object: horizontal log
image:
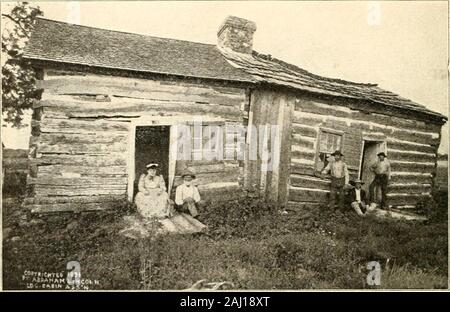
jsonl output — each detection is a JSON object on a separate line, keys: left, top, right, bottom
{"left": 391, "top": 205, "right": 418, "bottom": 211}
{"left": 38, "top": 75, "right": 246, "bottom": 107}
{"left": 289, "top": 187, "right": 329, "bottom": 203}
{"left": 28, "top": 176, "right": 127, "bottom": 186}
{"left": 290, "top": 162, "right": 316, "bottom": 176}
{"left": 38, "top": 133, "right": 128, "bottom": 145}
{"left": 29, "top": 202, "right": 115, "bottom": 213}
{"left": 185, "top": 163, "right": 239, "bottom": 175}
{"left": 320, "top": 119, "right": 350, "bottom": 130}
{"left": 389, "top": 116, "right": 441, "bottom": 133}
{"left": 292, "top": 123, "right": 318, "bottom": 138}
{"left": 289, "top": 174, "right": 330, "bottom": 190}
{"left": 291, "top": 113, "right": 324, "bottom": 127}
{"left": 38, "top": 141, "right": 127, "bottom": 154}
{"left": 31, "top": 154, "right": 127, "bottom": 166}
{"left": 24, "top": 194, "right": 124, "bottom": 205}
{"left": 37, "top": 165, "right": 127, "bottom": 175}
{"left": 390, "top": 174, "right": 432, "bottom": 185}
{"left": 294, "top": 112, "right": 354, "bottom": 130}
{"left": 387, "top": 140, "right": 435, "bottom": 154}
{"left": 34, "top": 187, "right": 126, "bottom": 197}
{"left": 390, "top": 161, "right": 435, "bottom": 173}
{"left": 176, "top": 158, "right": 239, "bottom": 168}
{"left": 292, "top": 134, "right": 315, "bottom": 150}
{"left": 41, "top": 98, "right": 242, "bottom": 120}
{"left": 173, "top": 170, "right": 238, "bottom": 188}
{"left": 295, "top": 100, "right": 354, "bottom": 119}
{"left": 387, "top": 194, "right": 431, "bottom": 206}
{"left": 40, "top": 117, "right": 130, "bottom": 134}
{"left": 297, "top": 101, "right": 393, "bottom": 130}
{"left": 291, "top": 149, "right": 316, "bottom": 161}
{"left": 361, "top": 132, "right": 387, "bottom": 141}
{"left": 391, "top": 129, "right": 440, "bottom": 146}
{"left": 387, "top": 150, "right": 436, "bottom": 163}
{"left": 388, "top": 183, "right": 432, "bottom": 194}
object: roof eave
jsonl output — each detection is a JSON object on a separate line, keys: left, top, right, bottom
{"left": 23, "top": 55, "right": 257, "bottom": 85}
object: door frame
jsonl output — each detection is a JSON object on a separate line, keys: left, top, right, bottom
{"left": 126, "top": 116, "right": 226, "bottom": 201}
{"left": 358, "top": 139, "right": 387, "bottom": 179}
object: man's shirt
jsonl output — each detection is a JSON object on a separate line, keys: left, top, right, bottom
{"left": 175, "top": 184, "right": 201, "bottom": 206}
{"left": 322, "top": 160, "right": 349, "bottom": 185}
{"left": 370, "top": 159, "right": 391, "bottom": 178}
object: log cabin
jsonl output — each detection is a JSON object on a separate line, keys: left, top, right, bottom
{"left": 21, "top": 16, "right": 447, "bottom": 214}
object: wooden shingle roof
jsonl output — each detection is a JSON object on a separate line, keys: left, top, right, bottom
{"left": 222, "top": 50, "right": 446, "bottom": 120}
{"left": 23, "top": 18, "right": 255, "bottom": 83}
{"left": 23, "top": 18, "right": 446, "bottom": 121}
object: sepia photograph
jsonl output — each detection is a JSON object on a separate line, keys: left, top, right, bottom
{"left": 1, "top": 0, "right": 448, "bottom": 292}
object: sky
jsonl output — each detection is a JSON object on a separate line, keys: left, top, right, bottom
{"left": 1, "top": 1, "right": 448, "bottom": 153}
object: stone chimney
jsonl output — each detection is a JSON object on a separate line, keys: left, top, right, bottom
{"left": 217, "top": 16, "right": 256, "bottom": 54}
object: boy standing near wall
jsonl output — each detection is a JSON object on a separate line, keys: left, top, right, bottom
{"left": 321, "top": 150, "right": 350, "bottom": 211}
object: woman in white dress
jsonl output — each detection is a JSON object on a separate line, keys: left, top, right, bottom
{"left": 134, "top": 163, "right": 169, "bottom": 219}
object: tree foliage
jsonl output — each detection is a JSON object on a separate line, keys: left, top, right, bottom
{"left": 2, "top": 2, "right": 43, "bottom": 127}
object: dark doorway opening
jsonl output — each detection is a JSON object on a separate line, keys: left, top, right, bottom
{"left": 134, "top": 126, "right": 170, "bottom": 198}
{"left": 360, "top": 140, "right": 385, "bottom": 199}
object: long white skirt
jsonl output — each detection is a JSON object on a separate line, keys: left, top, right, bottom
{"left": 135, "top": 188, "right": 169, "bottom": 219}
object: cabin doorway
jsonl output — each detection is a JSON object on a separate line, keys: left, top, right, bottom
{"left": 133, "top": 126, "right": 170, "bottom": 198}
{"left": 359, "top": 140, "right": 386, "bottom": 194}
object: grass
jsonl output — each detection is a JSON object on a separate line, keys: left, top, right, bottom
{"left": 2, "top": 192, "right": 448, "bottom": 290}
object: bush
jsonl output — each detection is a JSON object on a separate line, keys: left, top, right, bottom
{"left": 109, "top": 198, "right": 137, "bottom": 216}
{"left": 416, "top": 189, "right": 448, "bottom": 222}
{"left": 2, "top": 169, "right": 27, "bottom": 197}
{"left": 199, "top": 195, "right": 278, "bottom": 239}
{"left": 269, "top": 233, "right": 364, "bottom": 288}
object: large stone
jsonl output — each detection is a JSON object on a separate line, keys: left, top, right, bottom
{"left": 10, "top": 236, "right": 21, "bottom": 242}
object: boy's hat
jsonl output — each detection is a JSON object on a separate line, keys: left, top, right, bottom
{"left": 331, "top": 150, "right": 343, "bottom": 157}
{"left": 146, "top": 163, "right": 159, "bottom": 169}
{"left": 377, "top": 152, "right": 387, "bottom": 157}
{"left": 181, "top": 169, "right": 196, "bottom": 179}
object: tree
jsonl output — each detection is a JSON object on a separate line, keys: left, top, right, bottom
{"left": 2, "top": 2, "right": 43, "bottom": 127}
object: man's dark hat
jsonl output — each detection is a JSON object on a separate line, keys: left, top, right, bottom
{"left": 377, "top": 152, "right": 387, "bottom": 157}
{"left": 331, "top": 150, "right": 343, "bottom": 156}
{"left": 181, "top": 169, "right": 196, "bottom": 179}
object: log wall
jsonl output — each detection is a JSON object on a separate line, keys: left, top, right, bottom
{"left": 25, "top": 70, "right": 249, "bottom": 213}
{"left": 287, "top": 96, "right": 442, "bottom": 211}
{"left": 24, "top": 69, "right": 444, "bottom": 214}
{"left": 244, "top": 89, "right": 295, "bottom": 205}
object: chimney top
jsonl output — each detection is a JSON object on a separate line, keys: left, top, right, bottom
{"left": 217, "top": 16, "right": 256, "bottom": 54}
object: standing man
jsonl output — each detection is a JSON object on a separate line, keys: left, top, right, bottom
{"left": 369, "top": 151, "right": 391, "bottom": 209}
{"left": 321, "top": 150, "right": 349, "bottom": 211}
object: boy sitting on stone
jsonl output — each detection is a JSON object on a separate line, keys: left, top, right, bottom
{"left": 175, "top": 169, "right": 202, "bottom": 218}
